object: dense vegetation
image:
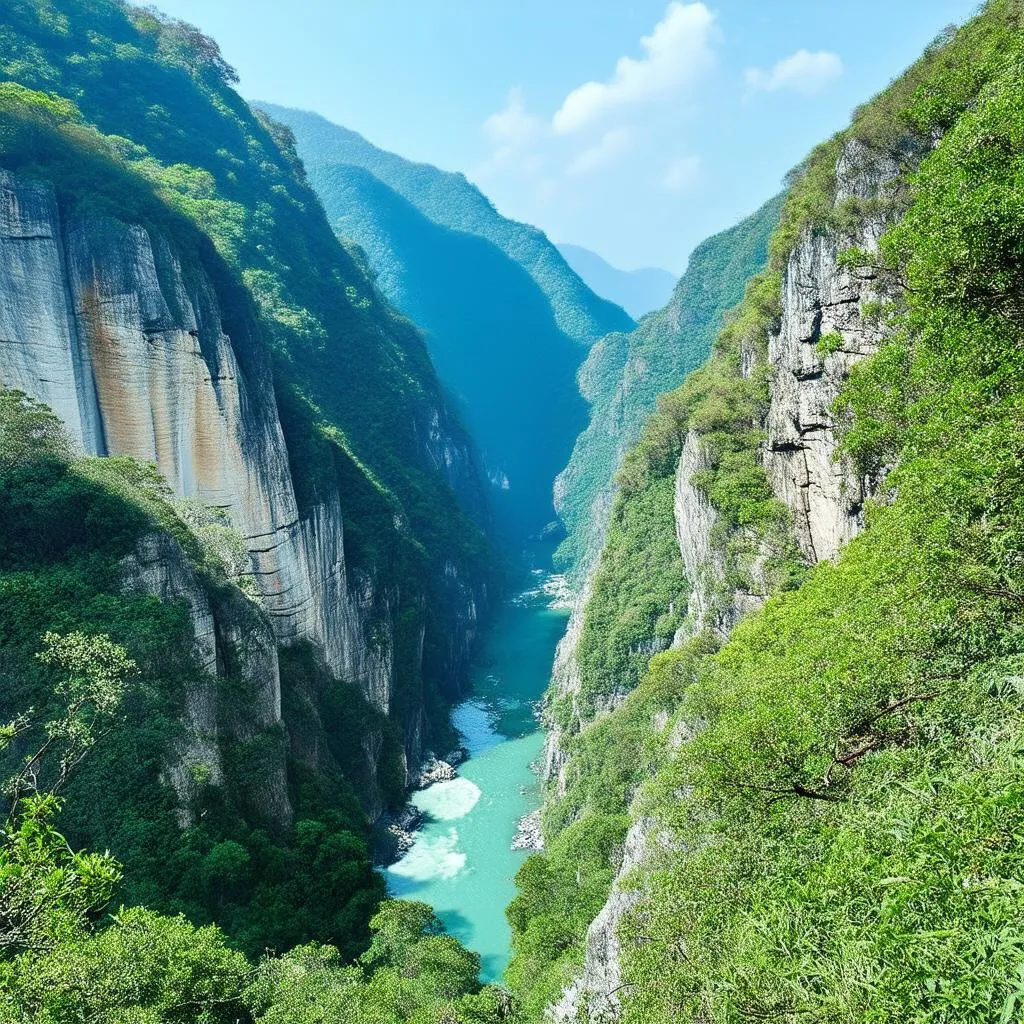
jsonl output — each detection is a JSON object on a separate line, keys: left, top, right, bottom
{"left": 0, "top": 389, "right": 395, "bottom": 959}
{"left": 512, "top": 2, "right": 1024, "bottom": 1020}
{"left": 258, "top": 104, "right": 633, "bottom": 347}
{"left": 555, "top": 194, "right": 783, "bottom": 576}
{"left": 281, "top": 157, "right": 591, "bottom": 545}
{"left": 0, "top": 0, "right": 503, "bottom": 1004}
{"left": 7, "top": 0, "right": 1024, "bottom": 1020}
{"left": 619, "top": 11, "right": 1024, "bottom": 1017}
{"left": 0, "top": 0, "right": 495, "bottom": 733}
{"left": 0, "top": 787, "right": 517, "bottom": 1023}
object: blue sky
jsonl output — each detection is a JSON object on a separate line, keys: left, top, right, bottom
{"left": 152, "top": 0, "right": 977, "bottom": 274}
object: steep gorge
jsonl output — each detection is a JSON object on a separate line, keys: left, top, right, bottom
{"left": 262, "top": 104, "right": 632, "bottom": 546}
{"left": 4, "top": 1, "right": 1024, "bottom": 1022}
{"left": 0, "top": 0, "right": 494, "bottom": 959}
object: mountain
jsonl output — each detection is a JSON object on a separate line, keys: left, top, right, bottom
{"left": 257, "top": 105, "right": 634, "bottom": 348}
{"left": 280, "top": 158, "right": 588, "bottom": 546}
{"left": 512, "top": 3, "right": 1024, "bottom": 1021}
{"left": 554, "top": 194, "right": 783, "bottom": 576}
{"left": 258, "top": 105, "right": 635, "bottom": 546}
{"left": 0, "top": 0, "right": 496, "bottom": 973}
{"left": 556, "top": 243, "right": 676, "bottom": 320}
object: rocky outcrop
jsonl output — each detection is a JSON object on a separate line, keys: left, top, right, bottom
{"left": 542, "top": 584, "right": 588, "bottom": 792}
{"left": 414, "top": 753, "right": 457, "bottom": 788}
{"left": 548, "top": 817, "right": 665, "bottom": 1024}
{"left": 764, "top": 140, "right": 907, "bottom": 563}
{"left": 673, "top": 431, "right": 771, "bottom": 642}
{"left": 512, "top": 809, "right": 544, "bottom": 852}
{"left": 120, "top": 531, "right": 290, "bottom": 829}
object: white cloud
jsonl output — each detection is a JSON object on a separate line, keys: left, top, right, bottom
{"left": 479, "top": 88, "right": 546, "bottom": 174}
{"left": 661, "top": 155, "right": 701, "bottom": 192}
{"left": 567, "top": 128, "right": 633, "bottom": 176}
{"left": 553, "top": 2, "right": 717, "bottom": 134}
{"left": 745, "top": 49, "right": 843, "bottom": 97}
{"left": 483, "top": 87, "right": 543, "bottom": 149}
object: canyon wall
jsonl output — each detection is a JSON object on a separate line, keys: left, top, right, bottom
{"left": 543, "top": 137, "right": 910, "bottom": 1020}
{"left": 0, "top": 167, "right": 482, "bottom": 815}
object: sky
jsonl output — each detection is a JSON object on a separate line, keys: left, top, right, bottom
{"left": 150, "top": 0, "right": 979, "bottom": 274}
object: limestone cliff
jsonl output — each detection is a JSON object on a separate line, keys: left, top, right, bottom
{"left": 673, "top": 430, "right": 772, "bottom": 641}
{"left": 120, "top": 531, "right": 291, "bottom": 829}
{"left": 764, "top": 140, "right": 909, "bottom": 562}
{"left": 0, "top": 166, "right": 483, "bottom": 817}
{"left": 540, "top": 138, "right": 916, "bottom": 1022}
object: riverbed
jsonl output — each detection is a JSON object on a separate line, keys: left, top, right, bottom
{"left": 384, "top": 570, "right": 570, "bottom": 981}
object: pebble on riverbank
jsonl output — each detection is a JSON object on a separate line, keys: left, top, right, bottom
{"left": 512, "top": 809, "right": 544, "bottom": 852}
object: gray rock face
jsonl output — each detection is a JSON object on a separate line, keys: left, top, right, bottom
{"left": 120, "top": 532, "right": 290, "bottom": 829}
{"left": 512, "top": 809, "right": 544, "bottom": 852}
{"left": 0, "top": 170, "right": 320, "bottom": 653}
{"left": 542, "top": 584, "right": 588, "bottom": 791}
{"left": 294, "top": 496, "right": 394, "bottom": 713}
{"left": 548, "top": 817, "right": 666, "bottom": 1024}
{"left": 764, "top": 140, "right": 905, "bottom": 563}
{"left": 0, "top": 169, "right": 480, "bottom": 819}
{"left": 674, "top": 430, "right": 771, "bottom": 642}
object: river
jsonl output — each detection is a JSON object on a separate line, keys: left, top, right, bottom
{"left": 384, "top": 567, "right": 570, "bottom": 981}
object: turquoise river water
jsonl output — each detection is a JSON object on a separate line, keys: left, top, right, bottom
{"left": 384, "top": 569, "right": 570, "bottom": 981}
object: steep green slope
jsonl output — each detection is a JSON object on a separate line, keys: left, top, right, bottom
{"left": 554, "top": 194, "right": 783, "bottom": 575}
{"left": 258, "top": 104, "right": 634, "bottom": 347}
{"left": 511, "top": 2, "right": 1024, "bottom": 1020}
{"left": 289, "top": 159, "right": 589, "bottom": 543}
{"left": 0, "top": 391, "right": 390, "bottom": 959}
{"left": 556, "top": 243, "right": 676, "bottom": 321}
{"left": 0, "top": 1, "right": 490, "bottom": 575}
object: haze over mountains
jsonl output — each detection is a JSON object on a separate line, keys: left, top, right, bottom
{"left": 261, "top": 103, "right": 634, "bottom": 546}
{"left": 555, "top": 244, "right": 676, "bottom": 320}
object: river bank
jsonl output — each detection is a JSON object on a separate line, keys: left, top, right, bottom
{"left": 382, "top": 568, "right": 570, "bottom": 981}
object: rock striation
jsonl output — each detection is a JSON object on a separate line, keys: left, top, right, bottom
{"left": 764, "top": 140, "right": 907, "bottom": 563}
{"left": 120, "top": 531, "right": 291, "bottom": 829}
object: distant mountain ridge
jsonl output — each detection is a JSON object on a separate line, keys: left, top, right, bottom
{"left": 258, "top": 104, "right": 634, "bottom": 347}
{"left": 556, "top": 243, "right": 676, "bottom": 320}
{"left": 261, "top": 104, "right": 634, "bottom": 547}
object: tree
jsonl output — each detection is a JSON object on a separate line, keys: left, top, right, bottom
{"left": 0, "top": 388, "right": 73, "bottom": 471}
{"left": 0, "top": 631, "right": 135, "bottom": 955}
{"left": 0, "top": 794, "right": 120, "bottom": 956}
{"left": 5, "top": 631, "right": 137, "bottom": 808}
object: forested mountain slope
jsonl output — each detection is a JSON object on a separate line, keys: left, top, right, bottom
{"left": 554, "top": 194, "right": 783, "bottom": 576}
{"left": 259, "top": 104, "right": 634, "bottom": 545}
{"left": 510, "top": 3, "right": 1024, "bottom": 1021}
{"left": 556, "top": 243, "right": 676, "bottom": 321}
{"left": 268, "top": 156, "right": 590, "bottom": 543}
{"left": 258, "top": 105, "right": 634, "bottom": 347}
{"left": 0, "top": 0, "right": 497, "bottom": 981}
